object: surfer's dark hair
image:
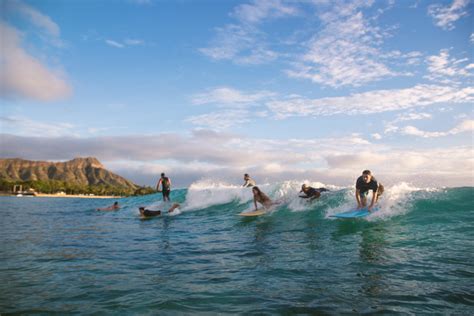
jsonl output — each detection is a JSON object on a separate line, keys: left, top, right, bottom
{"left": 252, "top": 186, "right": 262, "bottom": 194}
{"left": 362, "top": 170, "right": 371, "bottom": 175}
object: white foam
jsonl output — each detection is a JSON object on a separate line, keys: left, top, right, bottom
{"left": 183, "top": 179, "right": 338, "bottom": 212}
{"left": 183, "top": 179, "right": 254, "bottom": 211}
{"left": 324, "top": 182, "right": 439, "bottom": 221}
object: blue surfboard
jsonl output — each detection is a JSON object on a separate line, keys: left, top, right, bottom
{"left": 330, "top": 206, "right": 379, "bottom": 219}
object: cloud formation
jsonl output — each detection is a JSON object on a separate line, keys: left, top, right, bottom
{"left": 1, "top": 131, "right": 472, "bottom": 187}
{"left": 266, "top": 84, "right": 474, "bottom": 118}
{"left": 105, "top": 38, "right": 144, "bottom": 48}
{"left": 0, "top": 116, "right": 76, "bottom": 137}
{"left": 191, "top": 87, "right": 274, "bottom": 107}
{"left": 0, "top": 22, "right": 71, "bottom": 101}
{"left": 428, "top": 0, "right": 470, "bottom": 30}
{"left": 287, "top": 4, "right": 398, "bottom": 87}
{"left": 199, "top": 0, "right": 298, "bottom": 64}
{"left": 425, "top": 49, "right": 474, "bottom": 83}
{"left": 402, "top": 119, "right": 474, "bottom": 138}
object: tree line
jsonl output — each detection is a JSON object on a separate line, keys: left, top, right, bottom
{"left": 0, "top": 179, "right": 156, "bottom": 196}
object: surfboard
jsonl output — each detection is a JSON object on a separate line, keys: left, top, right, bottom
{"left": 330, "top": 206, "right": 379, "bottom": 219}
{"left": 239, "top": 208, "right": 268, "bottom": 217}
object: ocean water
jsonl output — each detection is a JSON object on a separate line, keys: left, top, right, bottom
{"left": 1, "top": 181, "right": 473, "bottom": 314}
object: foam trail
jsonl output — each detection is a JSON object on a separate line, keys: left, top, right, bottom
{"left": 184, "top": 179, "right": 254, "bottom": 211}
{"left": 369, "top": 182, "right": 439, "bottom": 221}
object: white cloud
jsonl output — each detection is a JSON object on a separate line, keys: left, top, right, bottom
{"left": 11, "top": 0, "right": 60, "bottom": 37}
{"left": 428, "top": 0, "right": 470, "bottom": 30}
{"left": 105, "top": 38, "right": 145, "bottom": 48}
{"left": 0, "top": 116, "right": 76, "bottom": 137}
{"left": 105, "top": 39, "right": 125, "bottom": 48}
{"left": 383, "top": 111, "right": 433, "bottom": 134}
{"left": 199, "top": 24, "right": 279, "bottom": 65}
{"left": 425, "top": 49, "right": 473, "bottom": 83}
{"left": 231, "top": 0, "right": 299, "bottom": 24}
{"left": 286, "top": 1, "right": 408, "bottom": 88}
{"left": 401, "top": 119, "right": 474, "bottom": 138}
{"left": 185, "top": 110, "right": 252, "bottom": 130}
{"left": 2, "top": 132, "right": 473, "bottom": 187}
{"left": 372, "top": 133, "right": 382, "bottom": 140}
{"left": 0, "top": 22, "right": 71, "bottom": 101}
{"left": 266, "top": 84, "right": 474, "bottom": 118}
{"left": 394, "top": 112, "right": 432, "bottom": 122}
{"left": 191, "top": 87, "right": 274, "bottom": 107}
{"left": 124, "top": 38, "right": 144, "bottom": 45}
{"left": 199, "top": 0, "right": 298, "bottom": 64}
{"left": 471, "top": 33, "right": 474, "bottom": 43}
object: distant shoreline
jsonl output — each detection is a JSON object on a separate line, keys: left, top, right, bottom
{"left": 0, "top": 193, "right": 122, "bottom": 199}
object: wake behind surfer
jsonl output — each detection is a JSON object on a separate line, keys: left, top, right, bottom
{"left": 242, "top": 173, "right": 256, "bottom": 187}
{"left": 156, "top": 173, "right": 171, "bottom": 202}
{"left": 355, "top": 170, "right": 384, "bottom": 211}
{"left": 299, "top": 184, "right": 329, "bottom": 201}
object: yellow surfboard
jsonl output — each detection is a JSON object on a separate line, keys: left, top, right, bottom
{"left": 238, "top": 208, "right": 268, "bottom": 217}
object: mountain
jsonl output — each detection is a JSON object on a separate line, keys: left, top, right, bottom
{"left": 0, "top": 157, "right": 139, "bottom": 190}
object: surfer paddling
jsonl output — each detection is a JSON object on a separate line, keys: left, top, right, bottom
{"left": 299, "top": 184, "right": 329, "bottom": 201}
{"left": 97, "top": 201, "right": 120, "bottom": 211}
{"left": 139, "top": 203, "right": 180, "bottom": 217}
{"left": 355, "top": 170, "right": 384, "bottom": 212}
{"left": 156, "top": 173, "right": 172, "bottom": 202}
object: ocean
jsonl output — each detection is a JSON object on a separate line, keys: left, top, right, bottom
{"left": 1, "top": 181, "right": 473, "bottom": 314}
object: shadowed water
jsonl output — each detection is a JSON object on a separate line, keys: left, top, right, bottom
{"left": 1, "top": 184, "right": 473, "bottom": 314}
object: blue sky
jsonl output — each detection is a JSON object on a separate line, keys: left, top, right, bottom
{"left": 1, "top": 0, "right": 473, "bottom": 187}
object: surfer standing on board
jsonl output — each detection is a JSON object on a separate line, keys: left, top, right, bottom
{"left": 355, "top": 170, "right": 384, "bottom": 211}
{"left": 252, "top": 186, "right": 274, "bottom": 211}
{"left": 156, "top": 173, "right": 172, "bottom": 202}
{"left": 242, "top": 173, "right": 256, "bottom": 187}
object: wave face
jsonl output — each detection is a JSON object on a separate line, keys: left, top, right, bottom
{"left": 0, "top": 182, "right": 472, "bottom": 314}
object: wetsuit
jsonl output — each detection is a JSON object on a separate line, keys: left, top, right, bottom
{"left": 141, "top": 209, "right": 161, "bottom": 217}
{"left": 356, "top": 176, "right": 378, "bottom": 197}
{"left": 161, "top": 176, "right": 171, "bottom": 200}
{"left": 301, "top": 187, "right": 329, "bottom": 199}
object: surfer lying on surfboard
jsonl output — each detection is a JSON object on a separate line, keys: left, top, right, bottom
{"left": 97, "top": 201, "right": 120, "bottom": 211}
{"left": 139, "top": 203, "right": 180, "bottom": 217}
{"left": 299, "top": 184, "right": 329, "bottom": 201}
{"left": 355, "top": 170, "right": 384, "bottom": 212}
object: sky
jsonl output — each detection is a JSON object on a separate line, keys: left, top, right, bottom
{"left": 1, "top": 0, "right": 473, "bottom": 188}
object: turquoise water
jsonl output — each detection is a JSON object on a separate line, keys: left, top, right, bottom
{"left": 1, "top": 182, "right": 473, "bottom": 314}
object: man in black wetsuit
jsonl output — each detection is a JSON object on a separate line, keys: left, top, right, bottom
{"left": 299, "top": 184, "right": 329, "bottom": 201}
{"left": 355, "top": 170, "right": 384, "bottom": 211}
{"left": 139, "top": 203, "right": 180, "bottom": 217}
{"left": 156, "top": 173, "right": 172, "bottom": 202}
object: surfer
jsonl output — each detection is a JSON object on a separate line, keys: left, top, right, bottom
{"left": 252, "top": 186, "right": 275, "bottom": 210}
{"left": 156, "top": 173, "right": 172, "bottom": 202}
{"left": 355, "top": 170, "right": 384, "bottom": 211}
{"left": 97, "top": 201, "right": 119, "bottom": 211}
{"left": 299, "top": 184, "right": 329, "bottom": 201}
{"left": 242, "top": 173, "right": 256, "bottom": 187}
{"left": 139, "top": 203, "right": 180, "bottom": 217}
